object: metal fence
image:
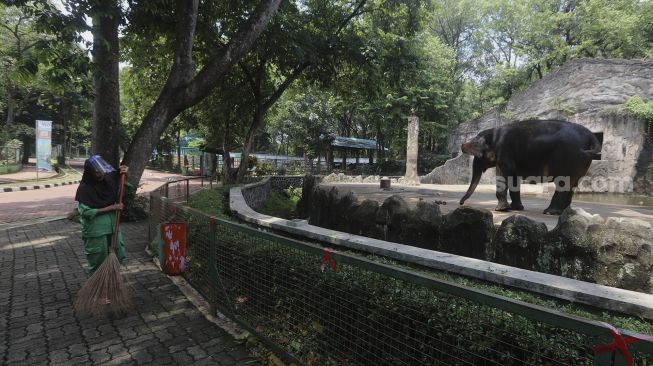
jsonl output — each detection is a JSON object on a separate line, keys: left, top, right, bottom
{"left": 149, "top": 178, "right": 653, "bottom": 366}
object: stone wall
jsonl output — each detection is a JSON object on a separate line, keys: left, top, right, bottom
{"left": 424, "top": 58, "right": 653, "bottom": 193}
{"left": 240, "top": 176, "right": 304, "bottom": 210}
{"left": 303, "top": 182, "right": 653, "bottom": 293}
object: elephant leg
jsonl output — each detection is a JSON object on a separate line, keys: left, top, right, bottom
{"left": 543, "top": 176, "right": 574, "bottom": 215}
{"left": 495, "top": 169, "right": 511, "bottom": 211}
{"left": 509, "top": 176, "right": 524, "bottom": 210}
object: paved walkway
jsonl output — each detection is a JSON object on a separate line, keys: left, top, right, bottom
{"left": 0, "top": 219, "right": 261, "bottom": 365}
{"left": 0, "top": 164, "right": 58, "bottom": 184}
{"left": 0, "top": 169, "right": 201, "bottom": 225}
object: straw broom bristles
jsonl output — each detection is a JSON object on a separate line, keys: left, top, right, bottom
{"left": 73, "top": 251, "right": 131, "bottom": 317}
{"left": 74, "top": 172, "right": 131, "bottom": 317}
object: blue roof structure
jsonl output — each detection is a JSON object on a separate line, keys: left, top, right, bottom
{"left": 331, "top": 136, "right": 387, "bottom": 151}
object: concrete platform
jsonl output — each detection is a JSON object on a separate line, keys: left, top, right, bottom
{"left": 321, "top": 182, "right": 653, "bottom": 229}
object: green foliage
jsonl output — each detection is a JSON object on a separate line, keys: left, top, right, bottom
{"left": 625, "top": 96, "right": 653, "bottom": 123}
{"left": 0, "top": 4, "right": 93, "bottom": 156}
{"left": 181, "top": 230, "right": 653, "bottom": 365}
{"left": 0, "top": 164, "right": 21, "bottom": 174}
{"left": 121, "top": 192, "right": 149, "bottom": 222}
{"left": 186, "top": 185, "right": 234, "bottom": 219}
{"left": 624, "top": 96, "right": 653, "bottom": 141}
{"left": 258, "top": 187, "right": 302, "bottom": 219}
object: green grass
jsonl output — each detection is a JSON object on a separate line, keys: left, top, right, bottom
{"left": 186, "top": 185, "right": 235, "bottom": 219}
{"left": 0, "top": 165, "right": 81, "bottom": 189}
{"left": 353, "top": 252, "right": 653, "bottom": 336}
{"left": 0, "top": 164, "right": 21, "bottom": 174}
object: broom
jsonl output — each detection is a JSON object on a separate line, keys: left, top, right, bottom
{"left": 74, "top": 172, "right": 131, "bottom": 316}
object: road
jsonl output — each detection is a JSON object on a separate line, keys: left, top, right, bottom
{"left": 0, "top": 161, "right": 187, "bottom": 224}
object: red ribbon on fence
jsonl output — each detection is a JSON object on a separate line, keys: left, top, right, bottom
{"left": 594, "top": 322, "right": 653, "bottom": 366}
{"left": 321, "top": 248, "right": 336, "bottom": 273}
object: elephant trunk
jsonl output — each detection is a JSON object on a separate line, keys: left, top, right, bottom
{"left": 460, "top": 157, "right": 483, "bottom": 205}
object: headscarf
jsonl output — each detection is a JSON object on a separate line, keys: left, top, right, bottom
{"left": 75, "top": 155, "right": 119, "bottom": 208}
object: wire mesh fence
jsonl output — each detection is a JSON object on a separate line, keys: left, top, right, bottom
{"left": 149, "top": 179, "right": 653, "bottom": 366}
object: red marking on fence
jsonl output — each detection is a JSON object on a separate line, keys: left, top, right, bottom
{"left": 594, "top": 322, "right": 653, "bottom": 366}
{"left": 321, "top": 248, "right": 336, "bottom": 273}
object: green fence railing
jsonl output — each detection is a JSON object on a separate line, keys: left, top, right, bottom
{"left": 149, "top": 179, "right": 653, "bottom": 366}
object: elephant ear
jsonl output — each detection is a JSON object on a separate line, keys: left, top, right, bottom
{"left": 480, "top": 128, "right": 495, "bottom": 149}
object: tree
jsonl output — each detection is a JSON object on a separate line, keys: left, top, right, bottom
{"left": 7, "top": 0, "right": 283, "bottom": 184}
{"left": 0, "top": 4, "right": 41, "bottom": 127}
{"left": 121, "top": 0, "right": 284, "bottom": 185}
{"left": 90, "top": 0, "right": 121, "bottom": 168}
{"left": 1, "top": 3, "right": 91, "bottom": 163}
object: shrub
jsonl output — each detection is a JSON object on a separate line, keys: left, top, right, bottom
{"left": 258, "top": 187, "right": 302, "bottom": 219}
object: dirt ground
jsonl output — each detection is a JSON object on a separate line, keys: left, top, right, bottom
{"left": 321, "top": 182, "right": 653, "bottom": 229}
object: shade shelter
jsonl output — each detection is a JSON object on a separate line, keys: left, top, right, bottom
{"left": 326, "top": 136, "right": 386, "bottom": 171}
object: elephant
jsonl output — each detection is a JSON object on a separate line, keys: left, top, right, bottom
{"left": 459, "top": 119, "right": 601, "bottom": 215}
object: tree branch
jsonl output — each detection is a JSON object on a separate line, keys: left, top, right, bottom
{"left": 262, "top": 62, "right": 308, "bottom": 111}
{"left": 335, "top": 0, "right": 368, "bottom": 36}
{"left": 183, "top": 0, "right": 283, "bottom": 107}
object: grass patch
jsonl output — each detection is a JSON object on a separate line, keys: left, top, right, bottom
{"left": 186, "top": 184, "right": 234, "bottom": 219}
{"left": 0, "top": 164, "right": 21, "bottom": 174}
{"left": 258, "top": 187, "right": 302, "bottom": 219}
{"left": 362, "top": 253, "right": 653, "bottom": 336}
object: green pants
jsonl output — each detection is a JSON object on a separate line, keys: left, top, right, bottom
{"left": 83, "top": 232, "right": 126, "bottom": 274}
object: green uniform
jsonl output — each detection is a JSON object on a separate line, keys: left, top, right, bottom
{"left": 77, "top": 183, "right": 134, "bottom": 274}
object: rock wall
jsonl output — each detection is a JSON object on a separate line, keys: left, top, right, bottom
{"left": 424, "top": 58, "right": 653, "bottom": 193}
{"left": 302, "top": 182, "right": 653, "bottom": 293}
{"left": 240, "top": 176, "right": 304, "bottom": 210}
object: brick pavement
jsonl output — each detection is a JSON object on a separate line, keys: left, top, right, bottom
{"left": 0, "top": 218, "right": 261, "bottom": 365}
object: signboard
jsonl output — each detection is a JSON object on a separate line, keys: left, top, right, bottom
{"left": 35, "top": 120, "right": 53, "bottom": 172}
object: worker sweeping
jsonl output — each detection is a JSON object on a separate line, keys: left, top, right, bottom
{"left": 73, "top": 155, "right": 133, "bottom": 314}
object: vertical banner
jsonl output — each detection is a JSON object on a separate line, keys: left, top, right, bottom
{"left": 35, "top": 120, "right": 53, "bottom": 172}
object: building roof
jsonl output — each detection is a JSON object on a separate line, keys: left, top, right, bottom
{"left": 331, "top": 136, "right": 387, "bottom": 151}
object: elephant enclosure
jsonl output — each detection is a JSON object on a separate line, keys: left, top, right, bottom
{"left": 312, "top": 182, "right": 653, "bottom": 295}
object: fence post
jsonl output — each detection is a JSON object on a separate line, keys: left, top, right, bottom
{"left": 208, "top": 217, "right": 218, "bottom": 316}
{"left": 186, "top": 179, "right": 190, "bottom": 203}
{"left": 165, "top": 183, "right": 169, "bottom": 198}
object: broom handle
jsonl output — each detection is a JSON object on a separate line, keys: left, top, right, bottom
{"left": 110, "top": 172, "right": 126, "bottom": 253}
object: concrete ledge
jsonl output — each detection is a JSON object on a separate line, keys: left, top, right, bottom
{"left": 0, "top": 179, "right": 80, "bottom": 193}
{"left": 230, "top": 185, "right": 653, "bottom": 320}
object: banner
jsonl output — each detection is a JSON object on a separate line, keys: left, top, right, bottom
{"left": 35, "top": 120, "right": 52, "bottom": 172}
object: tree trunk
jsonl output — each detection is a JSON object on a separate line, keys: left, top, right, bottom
{"left": 60, "top": 97, "right": 71, "bottom": 165}
{"left": 122, "top": 0, "right": 283, "bottom": 185}
{"left": 237, "top": 109, "right": 264, "bottom": 182}
{"left": 221, "top": 118, "right": 235, "bottom": 184}
{"left": 5, "top": 80, "right": 14, "bottom": 126}
{"left": 91, "top": 0, "right": 121, "bottom": 168}
{"left": 21, "top": 138, "right": 30, "bottom": 164}
{"left": 176, "top": 127, "right": 181, "bottom": 171}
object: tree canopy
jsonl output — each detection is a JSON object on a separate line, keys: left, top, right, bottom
{"left": 2, "top": 0, "right": 651, "bottom": 181}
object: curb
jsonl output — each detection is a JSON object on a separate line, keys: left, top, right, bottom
{"left": 1, "top": 179, "right": 81, "bottom": 193}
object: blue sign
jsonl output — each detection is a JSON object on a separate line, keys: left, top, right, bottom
{"left": 36, "top": 120, "right": 53, "bottom": 172}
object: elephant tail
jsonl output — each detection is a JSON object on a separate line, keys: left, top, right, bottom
{"left": 583, "top": 134, "right": 602, "bottom": 159}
